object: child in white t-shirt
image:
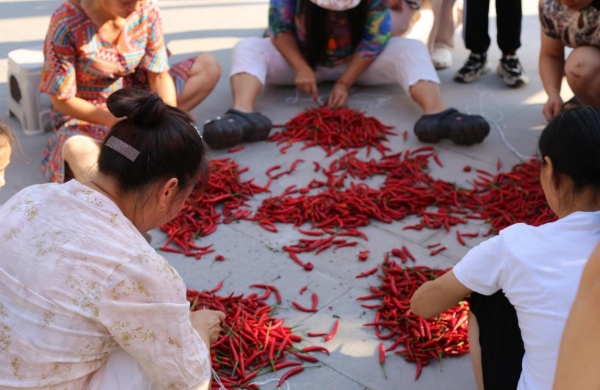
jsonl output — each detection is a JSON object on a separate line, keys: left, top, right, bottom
{"left": 411, "top": 106, "right": 600, "bottom": 390}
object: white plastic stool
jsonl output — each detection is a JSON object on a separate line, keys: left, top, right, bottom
{"left": 7, "top": 48, "right": 51, "bottom": 136}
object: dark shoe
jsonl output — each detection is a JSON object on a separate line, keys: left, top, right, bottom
{"left": 414, "top": 108, "right": 490, "bottom": 146}
{"left": 454, "top": 53, "right": 490, "bottom": 83}
{"left": 497, "top": 54, "right": 529, "bottom": 88}
{"left": 202, "top": 109, "right": 272, "bottom": 149}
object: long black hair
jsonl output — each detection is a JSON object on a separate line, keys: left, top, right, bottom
{"left": 300, "top": 0, "right": 368, "bottom": 68}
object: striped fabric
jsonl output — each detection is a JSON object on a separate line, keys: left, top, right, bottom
{"left": 40, "top": 0, "right": 193, "bottom": 183}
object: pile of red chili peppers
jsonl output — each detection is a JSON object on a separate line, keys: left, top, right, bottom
{"left": 269, "top": 107, "right": 396, "bottom": 155}
{"left": 160, "top": 158, "right": 266, "bottom": 258}
{"left": 187, "top": 285, "right": 324, "bottom": 389}
{"left": 358, "top": 260, "right": 469, "bottom": 379}
{"left": 254, "top": 148, "right": 555, "bottom": 269}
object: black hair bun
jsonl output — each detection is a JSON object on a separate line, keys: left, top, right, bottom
{"left": 106, "top": 89, "right": 166, "bottom": 126}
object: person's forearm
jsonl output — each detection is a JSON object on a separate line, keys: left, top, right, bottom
{"left": 539, "top": 53, "right": 565, "bottom": 99}
{"left": 338, "top": 55, "right": 375, "bottom": 86}
{"left": 271, "top": 32, "right": 311, "bottom": 72}
{"left": 148, "top": 71, "right": 177, "bottom": 107}
{"left": 50, "top": 95, "right": 118, "bottom": 127}
{"left": 553, "top": 243, "right": 600, "bottom": 390}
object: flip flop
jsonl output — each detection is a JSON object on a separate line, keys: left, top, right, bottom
{"left": 414, "top": 108, "right": 490, "bottom": 146}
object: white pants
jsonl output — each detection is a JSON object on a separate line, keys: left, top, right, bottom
{"left": 230, "top": 37, "right": 439, "bottom": 93}
{"left": 391, "top": 0, "right": 458, "bottom": 53}
{"left": 89, "top": 348, "right": 154, "bottom": 390}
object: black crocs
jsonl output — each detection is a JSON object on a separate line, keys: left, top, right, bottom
{"left": 414, "top": 108, "right": 490, "bottom": 146}
{"left": 202, "top": 109, "right": 272, "bottom": 150}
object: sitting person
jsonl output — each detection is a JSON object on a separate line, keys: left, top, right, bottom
{"left": 0, "top": 89, "right": 224, "bottom": 389}
{"left": 411, "top": 106, "right": 600, "bottom": 390}
{"left": 539, "top": 0, "right": 600, "bottom": 121}
{"left": 388, "top": 0, "right": 458, "bottom": 69}
{"left": 203, "top": 0, "right": 490, "bottom": 150}
{"left": 40, "top": 0, "right": 221, "bottom": 183}
{"left": 0, "top": 119, "right": 15, "bottom": 189}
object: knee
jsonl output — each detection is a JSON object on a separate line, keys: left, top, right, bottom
{"left": 565, "top": 47, "right": 600, "bottom": 90}
{"left": 193, "top": 54, "right": 222, "bottom": 84}
{"left": 62, "top": 135, "right": 95, "bottom": 161}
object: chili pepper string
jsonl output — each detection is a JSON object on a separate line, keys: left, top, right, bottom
{"left": 160, "top": 158, "right": 268, "bottom": 258}
{"left": 358, "top": 259, "right": 470, "bottom": 380}
{"left": 187, "top": 287, "right": 323, "bottom": 389}
{"left": 269, "top": 106, "right": 397, "bottom": 155}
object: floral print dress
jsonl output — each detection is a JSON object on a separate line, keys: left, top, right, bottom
{"left": 40, "top": 0, "right": 194, "bottom": 183}
{"left": 0, "top": 181, "right": 210, "bottom": 389}
{"left": 268, "top": 0, "right": 391, "bottom": 68}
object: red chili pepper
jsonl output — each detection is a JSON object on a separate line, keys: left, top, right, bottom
{"left": 292, "top": 301, "right": 317, "bottom": 313}
{"left": 302, "top": 345, "right": 330, "bottom": 355}
{"left": 430, "top": 246, "right": 447, "bottom": 256}
{"left": 463, "top": 165, "right": 472, "bottom": 172}
{"left": 379, "top": 342, "right": 387, "bottom": 378}
{"left": 299, "top": 286, "right": 307, "bottom": 295}
{"left": 215, "top": 254, "right": 226, "bottom": 261}
{"left": 306, "top": 332, "right": 328, "bottom": 337}
{"left": 210, "top": 281, "right": 223, "bottom": 293}
{"left": 456, "top": 231, "right": 466, "bottom": 246}
{"left": 324, "top": 319, "right": 339, "bottom": 342}
{"left": 228, "top": 145, "right": 245, "bottom": 153}
{"left": 356, "top": 267, "right": 378, "bottom": 278}
{"left": 277, "top": 366, "right": 304, "bottom": 388}
{"left": 311, "top": 293, "right": 319, "bottom": 311}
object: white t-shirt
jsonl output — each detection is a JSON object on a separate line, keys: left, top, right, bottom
{"left": 0, "top": 181, "right": 210, "bottom": 389}
{"left": 453, "top": 211, "right": 600, "bottom": 390}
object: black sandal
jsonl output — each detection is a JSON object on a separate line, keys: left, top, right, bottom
{"left": 202, "top": 109, "right": 272, "bottom": 150}
{"left": 414, "top": 108, "right": 490, "bottom": 146}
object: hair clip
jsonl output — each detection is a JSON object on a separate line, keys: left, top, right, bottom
{"left": 191, "top": 123, "right": 203, "bottom": 140}
{"left": 105, "top": 136, "right": 140, "bottom": 162}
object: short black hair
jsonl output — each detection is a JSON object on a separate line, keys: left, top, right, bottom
{"left": 538, "top": 106, "right": 600, "bottom": 192}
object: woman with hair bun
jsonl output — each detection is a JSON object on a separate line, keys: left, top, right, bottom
{"left": 0, "top": 89, "right": 223, "bottom": 389}
{"left": 41, "top": 0, "right": 221, "bottom": 183}
{"left": 411, "top": 106, "right": 600, "bottom": 390}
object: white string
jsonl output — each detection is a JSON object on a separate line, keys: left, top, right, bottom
{"left": 212, "top": 369, "right": 228, "bottom": 390}
{"left": 285, "top": 89, "right": 325, "bottom": 106}
{"left": 465, "top": 85, "right": 530, "bottom": 161}
{"left": 250, "top": 377, "right": 291, "bottom": 390}
{"left": 212, "top": 369, "right": 291, "bottom": 390}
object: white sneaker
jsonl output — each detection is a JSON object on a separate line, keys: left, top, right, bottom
{"left": 431, "top": 44, "right": 452, "bottom": 70}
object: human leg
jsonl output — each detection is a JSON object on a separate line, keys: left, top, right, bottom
{"left": 469, "top": 291, "right": 525, "bottom": 390}
{"left": 356, "top": 37, "right": 489, "bottom": 145}
{"left": 429, "top": 0, "right": 456, "bottom": 69}
{"left": 565, "top": 46, "right": 600, "bottom": 108}
{"left": 454, "top": 0, "right": 491, "bottom": 83}
{"left": 173, "top": 54, "right": 222, "bottom": 111}
{"left": 468, "top": 311, "right": 484, "bottom": 390}
{"left": 202, "top": 37, "right": 294, "bottom": 149}
{"left": 495, "top": 0, "right": 528, "bottom": 87}
{"left": 62, "top": 135, "right": 102, "bottom": 183}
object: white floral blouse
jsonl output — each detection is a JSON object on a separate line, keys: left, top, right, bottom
{"left": 0, "top": 181, "right": 210, "bottom": 389}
